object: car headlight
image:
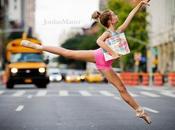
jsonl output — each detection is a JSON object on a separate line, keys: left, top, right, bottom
{"left": 76, "top": 77, "right": 81, "bottom": 80}
{"left": 49, "top": 77, "right": 54, "bottom": 81}
{"left": 56, "top": 75, "right": 62, "bottom": 81}
{"left": 11, "top": 68, "right": 18, "bottom": 74}
{"left": 66, "top": 76, "right": 71, "bottom": 80}
{"left": 39, "top": 68, "right": 45, "bottom": 73}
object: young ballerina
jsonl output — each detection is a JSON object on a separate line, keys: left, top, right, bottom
{"left": 21, "top": 0, "right": 151, "bottom": 124}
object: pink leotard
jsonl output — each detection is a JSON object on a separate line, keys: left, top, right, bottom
{"left": 93, "top": 30, "right": 119, "bottom": 70}
{"left": 93, "top": 48, "right": 113, "bottom": 70}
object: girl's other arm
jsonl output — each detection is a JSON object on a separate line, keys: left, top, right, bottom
{"left": 117, "top": 0, "right": 150, "bottom": 32}
{"left": 96, "top": 32, "right": 116, "bottom": 56}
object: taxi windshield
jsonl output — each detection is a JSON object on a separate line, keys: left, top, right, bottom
{"left": 11, "top": 53, "right": 43, "bottom": 63}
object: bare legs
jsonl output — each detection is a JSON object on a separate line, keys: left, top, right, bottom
{"left": 42, "top": 46, "right": 96, "bottom": 63}
{"left": 21, "top": 40, "right": 151, "bottom": 124}
{"left": 99, "top": 69, "right": 151, "bottom": 124}
{"left": 99, "top": 69, "right": 140, "bottom": 110}
{"left": 20, "top": 40, "right": 96, "bottom": 63}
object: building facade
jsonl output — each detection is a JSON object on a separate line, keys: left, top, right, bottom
{"left": 22, "top": 0, "right": 36, "bottom": 37}
{"left": 6, "top": 0, "right": 36, "bottom": 36}
{"left": 147, "top": 0, "right": 175, "bottom": 74}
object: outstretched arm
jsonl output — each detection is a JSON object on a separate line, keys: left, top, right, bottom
{"left": 117, "top": 0, "right": 150, "bottom": 32}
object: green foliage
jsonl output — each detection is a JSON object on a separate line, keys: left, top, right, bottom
{"left": 59, "top": 0, "right": 148, "bottom": 71}
{"left": 107, "top": 0, "right": 148, "bottom": 71}
{"left": 59, "top": 34, "right": 98, "bottom": 69}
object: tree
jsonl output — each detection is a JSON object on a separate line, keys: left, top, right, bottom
{"left": 59, "top": 0, "right": 148, "bottom": 71}
{"left": 107, "top": 0, "right": 148, "bottom": 71}
{"left": 59, "top": 34, "right": 98, "bottom": 69}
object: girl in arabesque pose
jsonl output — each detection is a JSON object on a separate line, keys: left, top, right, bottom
{"left": 21, "top": 0, "right": 151, "bottom": 124}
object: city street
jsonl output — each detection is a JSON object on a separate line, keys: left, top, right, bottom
{"left": 0, "top": 82, "right": 175, "bottom": 130}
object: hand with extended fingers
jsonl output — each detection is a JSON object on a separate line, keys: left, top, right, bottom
{"left": 139, "top": 0, "right": 151, "bottom": 6}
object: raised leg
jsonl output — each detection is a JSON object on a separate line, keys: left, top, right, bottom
{"left": 20, "top": 40, "right": 96, "bottom": 63}
{"left": 42, "top": 46, "right": 96, "bottom": 63}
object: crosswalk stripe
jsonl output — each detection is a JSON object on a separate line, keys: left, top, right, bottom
{"left": 12, "top": 90, "right": 26, "bottom": 97}
{"left": 139, "top": 87, "right": 153, "bottom": 91}
{"left": 59, "top": 90, "right": 68, "bottom": 96}
{"left": 160, "top": 91, "right": 175, "bottom": 98}
{"left": 16, "top": 105, "right": 24, "bottom": 112}
{"left": 79, "top": 90, "right": 92, "bottom": 96}
{"left": 129, "top": 92, "right": 139, "bottom": 97}
{"left": 1, "top": 89, "right": 175, "bottom": 98}
{"left": 113, "top": 96, "right": 121, "bottom": 100}
{"left": 143, "top": 107, "right": 159, "bottom": 113}
{"left": 99, "top": 90, "right": 114, "bottom": 96}
{"left": 140, "top": 91, "right": 160, "bottom": 97}
{"left": 27, "top": 95, "right": 33, "bottom": 99}
{"left": 0, "top": 90, "right": 4, "bottom": 95}
{"left": 36, "top": 90, "right": 47, "bottom": 96}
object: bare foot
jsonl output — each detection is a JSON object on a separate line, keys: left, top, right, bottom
{"left": 21, "top": 40, "right": 43, "bottom": 50}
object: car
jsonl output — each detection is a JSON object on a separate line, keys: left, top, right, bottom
{"left": 49, "top": 72, "right": 62, "bottom": 82}
{"left": 65, "top": 70, "right": 81, "bottom": 83}
{"left": 48, "top": 68, "right": 62, "bottom": 82}
{"left": 85, "top": 70, "right": 104, "bottom": 83}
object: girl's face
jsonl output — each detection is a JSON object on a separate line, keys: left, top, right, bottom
{"left": 110, "top": 11, "right": 118, "bottom": 25}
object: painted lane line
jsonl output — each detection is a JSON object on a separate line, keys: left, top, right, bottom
{"left": 140, "top": 87, "right": 154, "bottom": 91}
{"left": 143, "top": 107, "right": 159, "bottom": 113}
{"left": 113, "top": 96, "right": 121, "bottom": 100}
{"left": 79, "top": 90, "right": 92, "bottom": 96}
{"left": 12, "top": 90, "right": 26, "bottom": 97}
{"left": 59, "top": 90, "right": 69, "bottom": 96}
{"left": 129, "top": 92, "right": 139, "bottom": 97}
{"left": 99, "top": 90, "right": 115, "bottom": 96}
{"left": 0, "top": 90, "right": 4, "bottom": 95}
{"left": 160, "top": 91, "right": 175, "bottom": 98}
{"left": 36, "top": 90, "right": 47, "bottom": 96}
{"left": 16, "top": 105, "right": 24, "bottom": 112}
{"left": 27, "top": 95, "right": 33, "bottom": 99}
{"left": 140, "top": 91, "right": 160, "bottom": 97}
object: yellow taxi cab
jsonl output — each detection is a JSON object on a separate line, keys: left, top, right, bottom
{"left": 3, "top": 34, "right": 49, "bottom": 89}
{"left": 85, "top": 70, "right": 104, "bottom": 83}
{"left": 65, "top": 70, "right": 81, "bottom": 83}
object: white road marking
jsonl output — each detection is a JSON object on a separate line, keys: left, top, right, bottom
{"left": 160, "top": 91, "right": 175, "bottom": 98}
{"left": 113, "top": 96, "right": 121, "bottom": 100}
{"left": 36, "top": 90, "right": 47, "bottom": 96}
{"left": 129, "top": 92, "right": 139, "bottom": 97}
{"left": 12, "top": 90, "right": 26, "bottom": 97}
{"left": 99, "top": 90, "right": 114, "bottom": 96}
{"left": 16, "top": 105, "right": 24, "bottom": 112}
{"left": 0, "top": 90, "right": 4, "bottom": 95}
{"left": 139, "top": 87, "right": 154, "bottom": 91}
{"left": 143, "top": 107, "right": 159, "bottom": 113}
{"left": 140, "top": 91, "right": 160, "bottom": 97}
{"left": 27, "top": 95, "right": 33, "bottom": 99}
{"left": 59, "top": 90, "right": 69, "bottom": 96}
{"left": 79, "top": 90, "right": 92, "bottom": 96}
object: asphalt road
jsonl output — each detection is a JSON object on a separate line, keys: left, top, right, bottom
{"left": 0, "top": 82, "right": 175, "bottom": 130}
